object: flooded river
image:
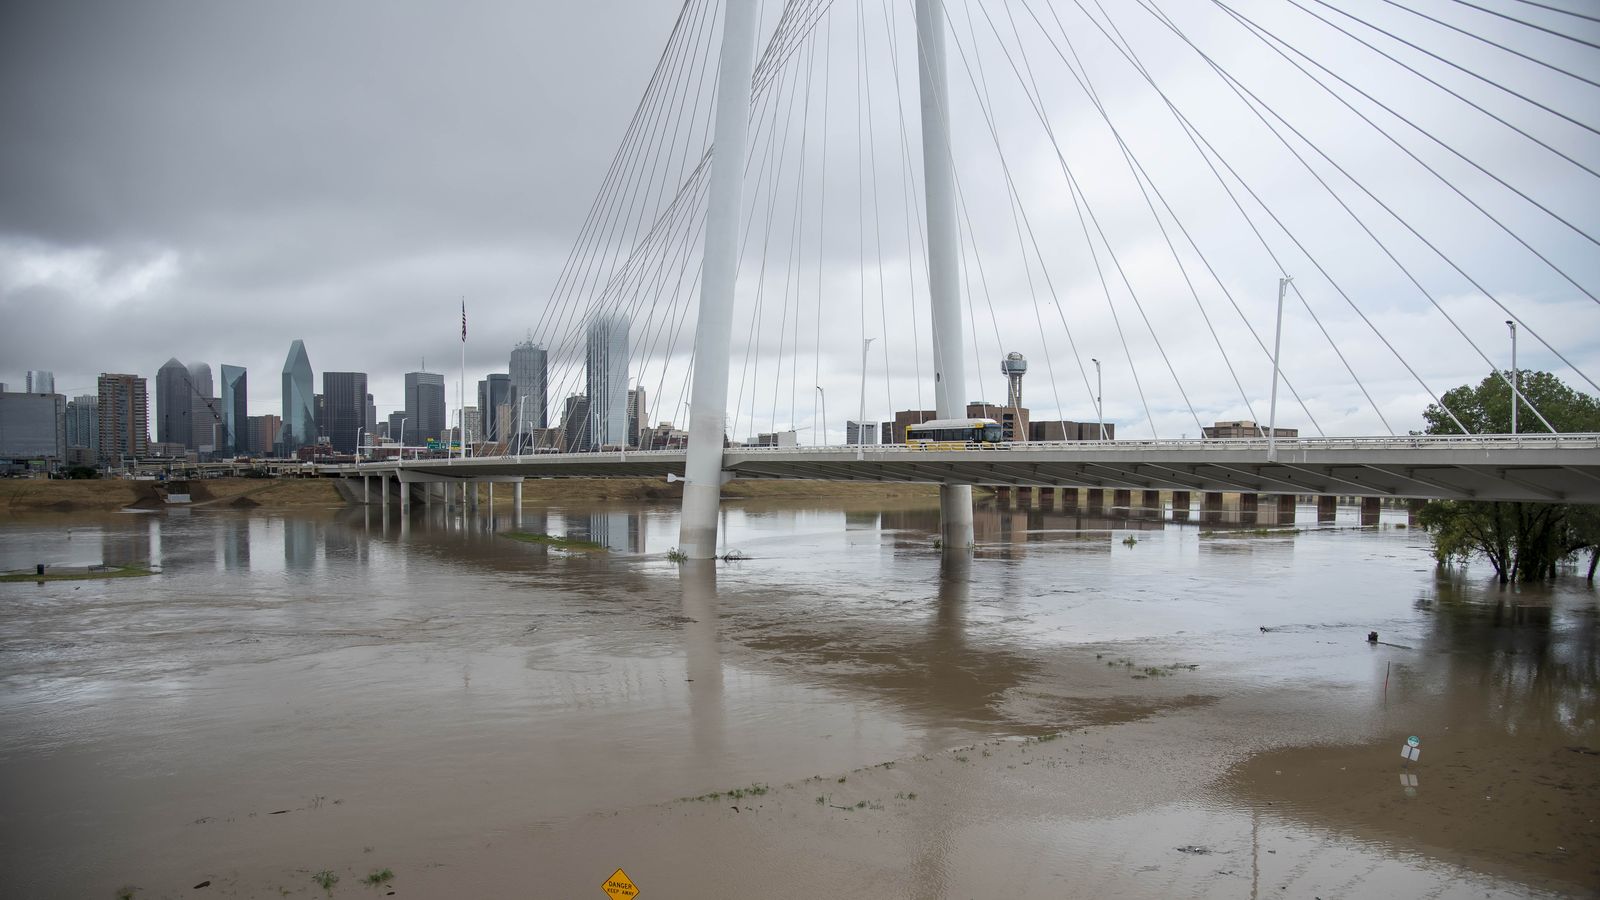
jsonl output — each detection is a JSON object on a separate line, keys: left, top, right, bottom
{"left": 1, "top": 497, "right": 1595, "bottom": 898}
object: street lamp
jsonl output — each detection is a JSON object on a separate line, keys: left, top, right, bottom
{"left": 356, "top": 427, "right": 364, "bottom": 463}
{"left": 858, "top": 337, "right": 875, "bottom": 445}
{"left": 399, "top": 417, "right": 408, "bottom": 459}
{"left": 816, "top": 385, "right": 827, "bottom": 446}
{"left": 1091, "top": 358, "right": 1104, "bottom": 441}
{"left": 1506, "top": 319, "right": 1518, "bottom": 435}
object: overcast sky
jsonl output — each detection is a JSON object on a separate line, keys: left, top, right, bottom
{"left": 2, "top": 0, "right": 1596, "bottom": 442}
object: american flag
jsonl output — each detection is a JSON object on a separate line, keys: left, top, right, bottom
{"left": 460, "top": 300, "right": 466, "bottom": 342}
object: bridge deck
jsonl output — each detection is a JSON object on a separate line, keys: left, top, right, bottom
{"left": 332, "top": 435, "right": 1600, "bottom": 504}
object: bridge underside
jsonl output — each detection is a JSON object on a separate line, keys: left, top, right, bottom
{"left": 337, "top": 441, "right": 1600, "bottom": 504}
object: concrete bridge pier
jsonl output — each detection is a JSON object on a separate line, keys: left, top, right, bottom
{"left": 1317, "top": 495, "right": 1337, "bottom": 522}
{"left": 1017, "top": 486, "right": 1033, "bottom": 506}
{"left": 1088, "top": 488, "right": 1105, "bottom": 510}
{"left": 381, "top": 473, "right": 389, "bottom": 514}
{"left": 400, "top": 480, "right": 411, "bottom": 514}
{"left": 362, "top": 474, "right": 370, "bottom": 505}
{"left": 1361, "top": 497, "right": 1382, "bottom": 526}
{"left": 1171, "top": 491, "right": 1190, "bottom": 521}
{"left": 467, "top": 482, "right": 478, "bottom": 513}
{"left": 1202, "top": 492, "right": 1224, "bottom": 523}
{"left": 1140, "top": 490, "right": 1160, "bottom": 510}
{"left": 1113, "top": 489, "right": 1131, "bottom": 510}
{"left": 1039, "top": 487, "right": 1055, "bottom": 508}
{"left": 995, "top": 486, "right": 1012, "bottom": 505}
{"left": 513, "top": 481, "right": 523, "bottom": 527}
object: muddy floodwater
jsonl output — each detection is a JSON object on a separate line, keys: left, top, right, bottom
{"left": 1, "top": 497, "right": 1596, "bottom": 898}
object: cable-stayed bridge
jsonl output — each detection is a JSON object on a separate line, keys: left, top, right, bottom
{"left": 355, "top": 0, "right": 1600, "bottom": 555}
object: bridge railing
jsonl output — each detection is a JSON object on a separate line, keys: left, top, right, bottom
{"left": 330, "top": 432, "right": 1600, "bottom": 472}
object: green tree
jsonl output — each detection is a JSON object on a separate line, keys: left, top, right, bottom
{"left": 1418, "top": 370, "right": 1600, "bottom": 583}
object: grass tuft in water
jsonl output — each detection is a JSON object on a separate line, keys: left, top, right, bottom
{"left": 364, "top": 868, "right": 394, "bottom": 886}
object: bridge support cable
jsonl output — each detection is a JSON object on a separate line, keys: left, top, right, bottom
{"left": 1448, "top": 0, "right": 1600, "bottom": 50}
{"left": 1073, "top": 0, "right": 1464, "bottom": 433}
{"left": 536, "top": 0, "right": 720, "bottom": 415}
{"left": 1030, "top": 1, "right": 1331, "bottom": 432}
{"left": 881, "top": 0, "right": 930, "bottom": 420}
{"left": 1374, "top": 0, "right": 1600, "bottom": 90}
{"left": 1009, "top": 0, "right": 1320, "bottom": 434}
{"left": 1240, "top": 0, "right": 1600, "bottom": 302}
{"left": 860, "top": 1, "right": 901, "bottom": 426}
{"left": 977, "top": 0, "right": 1229, "bottom": 437}
{"left": 940, "top": 9, "right": 1098, "bottom": 432}
{"left": 1068, "top": 0, "right": 1408, "bottom": 435}
{"left": 954, "top": 1, "right": 1069, "bottom": 433}
{"left": 1210, "top": 1, "right": 1600, "bottom": 392}
{"left": 946, "top": 7, "right": 1166, "bottom": 437}
{"left": 682, "top": 0, "right": 760, "bottom": 559}
{"left": 1150, "top": 1, "right": 1573, "bottom": 430}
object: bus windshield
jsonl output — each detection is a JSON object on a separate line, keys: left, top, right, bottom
{"left": 982, "top": 424, "right": 1004, "bottom": 442}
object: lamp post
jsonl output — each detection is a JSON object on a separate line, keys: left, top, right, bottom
{"left": 816, "top": 385, "right": 827, "bottom": 445}
{"left": 1091, "top": 358, "right": 1104, "bottom": 441}
{"left": 399, "top": 417, "right": 408, "bottom": 460}
{"left": 858, "top": 337, "right": 875, "bottom": 445}
{"left": 1506, "top": 319, "right": 1518, "bottom": 436}
{"left": 356, "top": 427, "right": 364, "bottom": 463}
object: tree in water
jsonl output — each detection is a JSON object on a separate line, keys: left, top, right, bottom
{"left": 1417, "top": 371, "right": 1600, "bottom": 582}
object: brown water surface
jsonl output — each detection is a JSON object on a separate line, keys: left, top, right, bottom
{"left": 0, "top": 498, "right": 1594, "bottom": 897}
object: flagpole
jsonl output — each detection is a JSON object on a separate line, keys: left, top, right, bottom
{"left": 459, "top": 298, "right": 466, "bottom": 459}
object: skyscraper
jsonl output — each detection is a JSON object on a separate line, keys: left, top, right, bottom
{"left": 220, "top": 365, "right": 247, "bottom": 456}
{"left": 477, "top": 373, "right": 512, "bottom": 444}
{"left": 404, "top": 371, "right": 445, "bottom": 443}
{"left": 322, "top": 372, "right": 368, "bottom": 454}
{"left": 281, "top": 340, "right": 316, "bottom": 454}
{"left": 510, "top": 338, "right": 548, "bottom": 433}
{"left": 585, "top": 314, "right": 628, "bottom": 450}
{"left": 156, "top": 357, "right": 189, "bottom": 446}
{"left": 97, "top": 373, "right": 148, "bottom": 462}
{"left": 65, "top": 395, "right": 98, "bottom": 456}
{"left": 561, "top": 394, "right": 590, "bottom": 453}
{"left": 25, "top": 370, "right": 54, "bottom": 394}
{"left": 627, "top": 387, "right": 647, "bottom": 449}
{"left": 188, "top": 362, "right": 219, "bottom": 451}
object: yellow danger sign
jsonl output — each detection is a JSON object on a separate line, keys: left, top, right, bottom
{"left": 602, "top": 868, "right": 639, "bottom": 899}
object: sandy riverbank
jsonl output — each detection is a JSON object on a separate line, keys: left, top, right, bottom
{"left": 0, "top": 476, "right": 942, "bottom": 517}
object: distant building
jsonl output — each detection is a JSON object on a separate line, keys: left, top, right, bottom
{"left": 586, "top": 315, "right": 628, "bottom": 449}
{"left": 461, "top": 407, "right": 481, "bottom": 446}
{"left": 478, "top": 373, "right": 512, "bottom": 444}
{"left": 365, "top": 393, "right": 377, "bottom": 435}
{"left": 626, "top": 387, "right": 647, "bottom": 449}
{"left": 561, "top": 394, "right": 591, "bottom": 453}
{"left": 748, "top": 430, "right": 797, "bottom": 448}
{"left": 219, "top": 365, "right": 247, "bottom": 456}
{"left": 186, "top": 362, "right": 219, "bottom": 452}
{"left": 26, "top": 370, "right": 54, "bottom": 394}
{"left": 642, "top": 421, "right": 687, "bottom": 450}
{"left": 846, "top": 420, "right": 877, "bottom": 445}
{"left": 66, "top": 395, "right": 98, "bottom": 457}
{"left": 1031, "top": 420, "right": 1114, "bottom": 441}
{"left": 321, "top": 371, "right": 368, "bottom": 454}
{"left": 246, "top": 414, "right": 281, "bottom": 456}
{"left": 156, "top": 357, "right": 189, "bottom": 447}
{"left": 0, "top": 391, "right": 65, "bottom": 464}
{"left": 510, "top": 338, "right": 548, "bottom": 433}
{"left": 387, "top": 411, "right": 408, "bottom": 445}
{"left": 97, "top": 373, "right": 148, "bottom": 462}
{"left": 280, "top": 340, "right": 316, "bottom": 454}
{"left": 404, "top": 371, "right": 446, "bottom": 443}
{"left": 1202, "top": 420, "right": 1297, "bottom": 439}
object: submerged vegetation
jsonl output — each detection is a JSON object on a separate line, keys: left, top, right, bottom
{"left": 1418, "top": 371, "right": 1600, "bottom": 583}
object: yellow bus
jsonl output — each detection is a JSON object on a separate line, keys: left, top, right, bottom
{"left": 905, "top": 418, "right": 1005, "bottom": 449}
